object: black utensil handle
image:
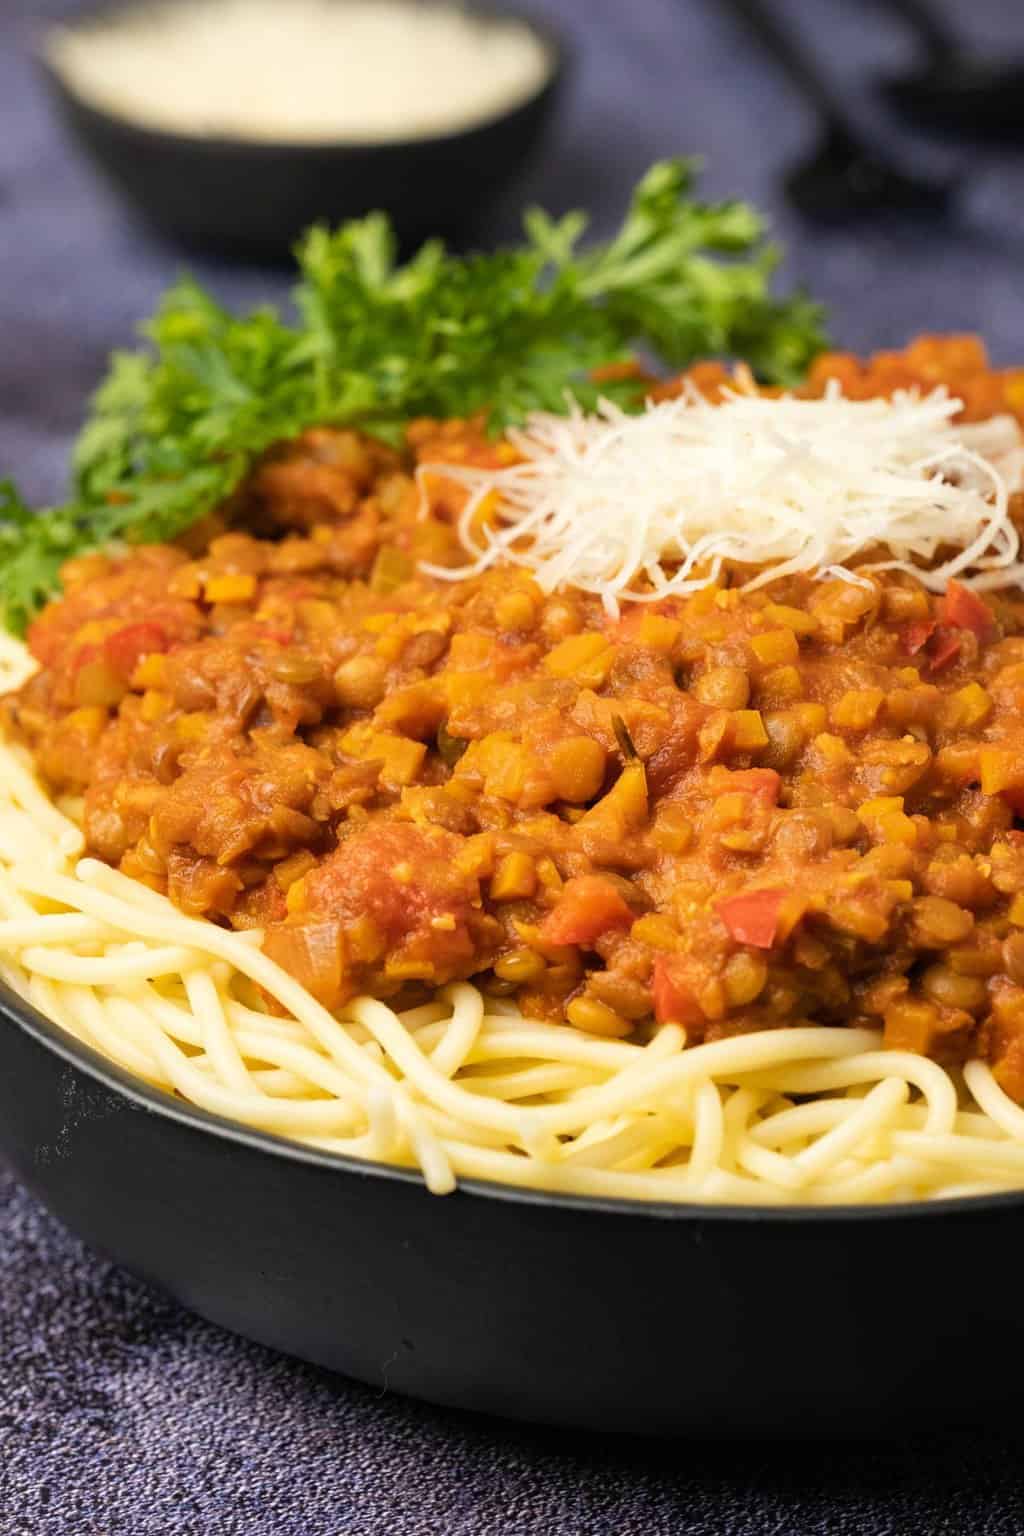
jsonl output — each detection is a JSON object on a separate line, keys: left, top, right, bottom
{"left": 717, "top": 0, "right": 852, "bottom": 134}
{"left": 876, "top": 0, "right": 958, "bottom": 62}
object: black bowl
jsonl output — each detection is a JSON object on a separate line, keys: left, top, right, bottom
{"left": 38, "top": 2, "right": 567, "bottom": 258}
{"left": 3, "top": 974, "right": 1024, "bottom": 1438}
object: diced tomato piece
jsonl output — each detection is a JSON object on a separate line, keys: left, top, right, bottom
{"left": 727, "top": 768, "right": 782, "bottom": 805}
{"left": 903, "top": 620, "right": 936, "bottom": 656}
{"left": 651, "top": 956, "right": 704, "bottom": 1027}
{"left": 716, "top": 888, "right": 787, "bottom": 949}
{"left": 103, "top": 621, "right": 169, "bottom": 679}
{"left": 926, "top": 627, "right": 961, "bottom": 673}
{"left": 540, "top": 875, "right": 634, "bottom": 947}
{"left": 938, "top": 580, "right": 995, "bottom": 640}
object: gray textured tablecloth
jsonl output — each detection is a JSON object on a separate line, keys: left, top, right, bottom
{"left": 3, "top": 1, "right": 1024, "bottom": 1531}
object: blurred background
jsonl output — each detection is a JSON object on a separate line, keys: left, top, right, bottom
{"left": 3, "top": 0, "right": 1024, "bottom": 506}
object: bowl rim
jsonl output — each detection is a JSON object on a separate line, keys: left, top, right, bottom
{"left": 4, "top": 972, "right": 1024, "bottom": 1226}
{"left": 37, "top": 0, "right": 569, "bottom": 155}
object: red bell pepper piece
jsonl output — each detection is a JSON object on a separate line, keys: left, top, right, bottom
{"left": 926, "top": 627, "right": 962, "bottom": 673}
{"left": 938, "top": 580, "right": 995, "bottom": 641}
{"left": 651, "top": 956, "right": 704, "bottom": 1027}
{"left": 716, "top": 888, "right": 787, "bottom": 949}
{"left": 903, "top": 620, "right": 936, "bottom": 656}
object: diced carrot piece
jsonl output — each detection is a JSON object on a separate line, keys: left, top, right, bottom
{"left": 993, "top": 1036, "right": 1024, "bottom": 1104}
{"left": 938, "top": 580, "right": 995, "bottom": 640}
{"left": 717, "top": 888, "right": 787, "bottom": 948}
{"left": 980, "top": 747, "right": 1024, "bottom": 796}
{"left": 729, "top": 709, "right": 769, "bottom": 750}
{"left": 637, "top": 613, "right": 682, "bottom": 652}
{"left": 539, "top": 875, "right": 633, "bottom": 947}
{"left": 883, "top": 998, "right": 940, "bottom": 1055}
{"left": 205, "top": 573, "right": 256, "bottom": 605}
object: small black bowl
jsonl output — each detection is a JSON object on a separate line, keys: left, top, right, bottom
{"left": 39, "top": 1, "right": 567, "bottom": 259}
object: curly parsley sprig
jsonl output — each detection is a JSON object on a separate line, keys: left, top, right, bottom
{"left": 0, "top": 160, "right": 826, "bottom": 633}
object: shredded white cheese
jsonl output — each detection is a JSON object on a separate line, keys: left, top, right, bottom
{"left": 47, "top": 0, "right": 552, "bottom": 144}
{"left": 421, "top": 387, "right": 1024, "bottom": 616}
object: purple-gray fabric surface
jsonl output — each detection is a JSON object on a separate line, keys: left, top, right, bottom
{"left": 3, "top": 1, "right": 1024, "bottom": 1531}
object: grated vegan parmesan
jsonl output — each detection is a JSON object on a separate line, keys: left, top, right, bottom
{"left": 422, "top": 387, "right": 1024, "bottom": 616}
{"left": 46, "top": 0, "right": 553, "bottom": 144}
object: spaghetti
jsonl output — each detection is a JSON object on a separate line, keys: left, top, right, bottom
{"left": 1, "top": 631, "right": 1023, "bottom": 1205}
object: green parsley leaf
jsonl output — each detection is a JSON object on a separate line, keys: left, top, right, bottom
{"left": 0, "top": 159, "right": 827, "bottom": 632}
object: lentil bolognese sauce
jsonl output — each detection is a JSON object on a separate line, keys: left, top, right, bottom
{"left": 6, "top": 333, "right": 1024, "bottom": 1104}
{"left": 7, "top": 326, "right": 1024, "bottom": 1204}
